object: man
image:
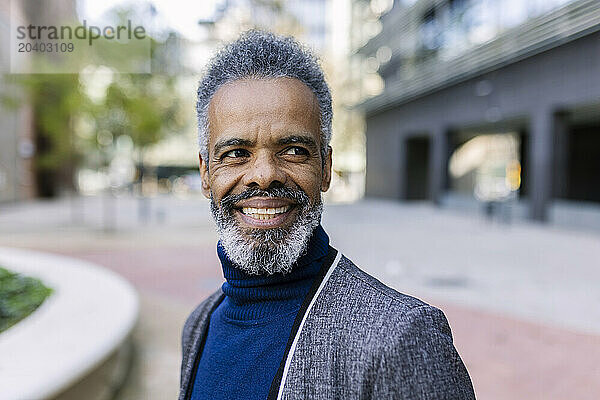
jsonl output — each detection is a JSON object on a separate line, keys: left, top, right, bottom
{"left": 179, "top": 31, "right": 475, "bottom": 400}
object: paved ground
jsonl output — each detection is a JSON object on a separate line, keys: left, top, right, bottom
{"left": 1, "top": 194, "right": 599, "bottom": 399}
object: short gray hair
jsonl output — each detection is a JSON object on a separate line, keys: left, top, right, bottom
{"left": 196, "top": 30, "right": 332, "bottom": 166}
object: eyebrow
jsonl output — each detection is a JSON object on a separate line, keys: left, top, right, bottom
{"left": 277, "top": 135, "right": 318, "bottom": 150}
{"left": 213, "top": 138, "right": 255, "bottom": 156}
{"left": 213, "top": 134, "right": 318, "bottom": 156}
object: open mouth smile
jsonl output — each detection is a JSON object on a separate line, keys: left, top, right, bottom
{"left": 233, "top": 198, "right": 298, "bottom": 227}
{"left": 240, "top": 206, "right": 291, "bottom": 220}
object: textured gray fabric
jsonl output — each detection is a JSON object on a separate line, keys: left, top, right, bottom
{"left": 280, "top": 255, "right": 475, "bottom": 399}
{"left": 179, "top": 253, "right": 475, "bottom": 400}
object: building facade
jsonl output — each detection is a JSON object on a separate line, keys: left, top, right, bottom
{"left": 358, "top": 0, "right": 600, "bottom": 225}
{"left": 0, "top": 0, "right": 78, "bottom": 202}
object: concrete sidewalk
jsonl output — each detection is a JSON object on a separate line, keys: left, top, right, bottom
{"left": 1, "top": 195, "right": 599, "bottom": 399}
{"left": 323, "top": 200, "right": 600, "bottom": 335}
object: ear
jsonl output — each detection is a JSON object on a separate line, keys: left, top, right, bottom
{"left": 198, "top": 152, "right": 211, "bottom": 199}
{"left": 320, "top": 146, "right": 333, "bottom": 192}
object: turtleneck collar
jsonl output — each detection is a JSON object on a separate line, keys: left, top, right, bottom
{"left": 216, "top": 224, "right": 329, "bottom": 321}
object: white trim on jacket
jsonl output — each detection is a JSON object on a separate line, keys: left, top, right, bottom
{"left": 276, "top": 251, "right": 343, "bottom": 400}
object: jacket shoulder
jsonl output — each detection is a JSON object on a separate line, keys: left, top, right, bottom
{"left": 336, "top": 255, "right": 434, "bottom": 312}
{"left": 308, "top": 253, "right": 452, "bottom": 344}
{"left": 333, "top": 255, "right": 454, "bottom": 339}
{"left": 327, "top": 255, "right": 475, "bottom": 398}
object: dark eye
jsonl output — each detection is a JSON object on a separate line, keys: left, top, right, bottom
{"left": 222, "top": 149, "right": 250, "bottom": 159}
{"left": 283, "top": 146, "right": 309, "bottom": 156}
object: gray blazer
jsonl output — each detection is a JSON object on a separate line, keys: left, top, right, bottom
{"left": 179, "top": 247, "right": 475, "bottom": 400}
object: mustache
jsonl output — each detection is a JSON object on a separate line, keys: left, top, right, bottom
{"left": 220, "top": 187, "right": 310, "bottom": 213}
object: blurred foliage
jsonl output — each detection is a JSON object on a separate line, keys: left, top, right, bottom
{"left": 95, "top": 71, "right": 185, "bottom": 151}
{"left": 0, "top": 267, "right": 53, "bottom": 333}
{"left": 14, "top": 42, "right": 185, "bottom": 166}
{"left": 89, "top": 8, "right": 187, "bottom": 155}
{"left": 8, "top": 8, "right": 188, "bottom": 195}
{"left": 17, "top": 74, "right": 91, "bottom": 171}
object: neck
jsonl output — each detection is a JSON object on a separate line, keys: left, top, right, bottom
{"left": 216, "top": 224, "right": 329, "bottom": 320}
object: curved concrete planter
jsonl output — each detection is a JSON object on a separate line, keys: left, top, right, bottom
{"left": 0, "top": 247, "right": 138, "bottom": 400}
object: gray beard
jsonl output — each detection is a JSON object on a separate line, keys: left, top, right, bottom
{"left": 210, "top": 187, "right": 323, "bottom": 275}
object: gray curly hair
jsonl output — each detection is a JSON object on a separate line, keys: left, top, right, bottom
{"left": 196, "top": 30, "right": 332, "bottom": 168}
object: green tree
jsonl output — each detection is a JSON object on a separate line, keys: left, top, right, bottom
{"left": 12, "top": 42, "right": 186, "bottom": 197}
{"left": 16, "top": 74, "right": 91, "bottom": 197}
{"left": 95, "top": 71, "right": 185, "bottom": 164}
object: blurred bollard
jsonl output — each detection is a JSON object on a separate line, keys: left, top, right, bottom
{"left": 156, "top": 206, "right": 166, "bottom": 224}
{"left": 103, "top": 191, "right": 117, "bottom": 233}
{"left": 138, "top": 196, "right": 150, "bottom": 224}
{"left": 69, "top": 191, "right": 84, "bottom": 225}
{"left": 482, "top": 200, "right": 513, "bottom": 225}
{"left": 483, "top": 201, "right": 495, "bottom": 221}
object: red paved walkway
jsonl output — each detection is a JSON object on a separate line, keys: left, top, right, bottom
{"left": 443, "top": 303, "right": 600, "bottom": 399}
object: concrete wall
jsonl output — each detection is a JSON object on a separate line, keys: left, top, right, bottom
{"left": 365, "top": 31, "right": 600, "bottom": 220}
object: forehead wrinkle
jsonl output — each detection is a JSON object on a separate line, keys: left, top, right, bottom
{"left": 208, "top": 77, "right": 321, "bottom": 147}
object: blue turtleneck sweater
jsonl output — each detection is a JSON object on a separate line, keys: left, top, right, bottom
{"left": 190, "top": 225, "right": 330, "bottom": 400}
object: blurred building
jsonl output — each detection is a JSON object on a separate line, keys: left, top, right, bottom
{"left": 0, "top": 0, "right": 78, "bottom": 202}
{"left": 199, "top": 0, "right": 330, "bottom": 50}
{"left": 0, "top": 0, "right": 35, "bottom": 203}
{"left": 357, "top": 0, "right": 600, "bottom": 225}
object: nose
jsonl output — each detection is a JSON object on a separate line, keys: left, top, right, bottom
{"left": 242, "top": 150, "right": 287, "bottom": 189}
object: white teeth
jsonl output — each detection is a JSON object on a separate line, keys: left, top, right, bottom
{"left": 241, "top": 206, "right": 290, "bottom": 218}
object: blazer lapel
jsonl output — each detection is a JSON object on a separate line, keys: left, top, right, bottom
{"left": 179, "top": 292, "right": 225, "bottom": 400}
{"left": 267, "top": 246, "right": 341, "bottom": 400}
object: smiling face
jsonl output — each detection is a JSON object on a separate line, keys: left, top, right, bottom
{"left": 200, "top": 77, "right": 332, "bottom": 274}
